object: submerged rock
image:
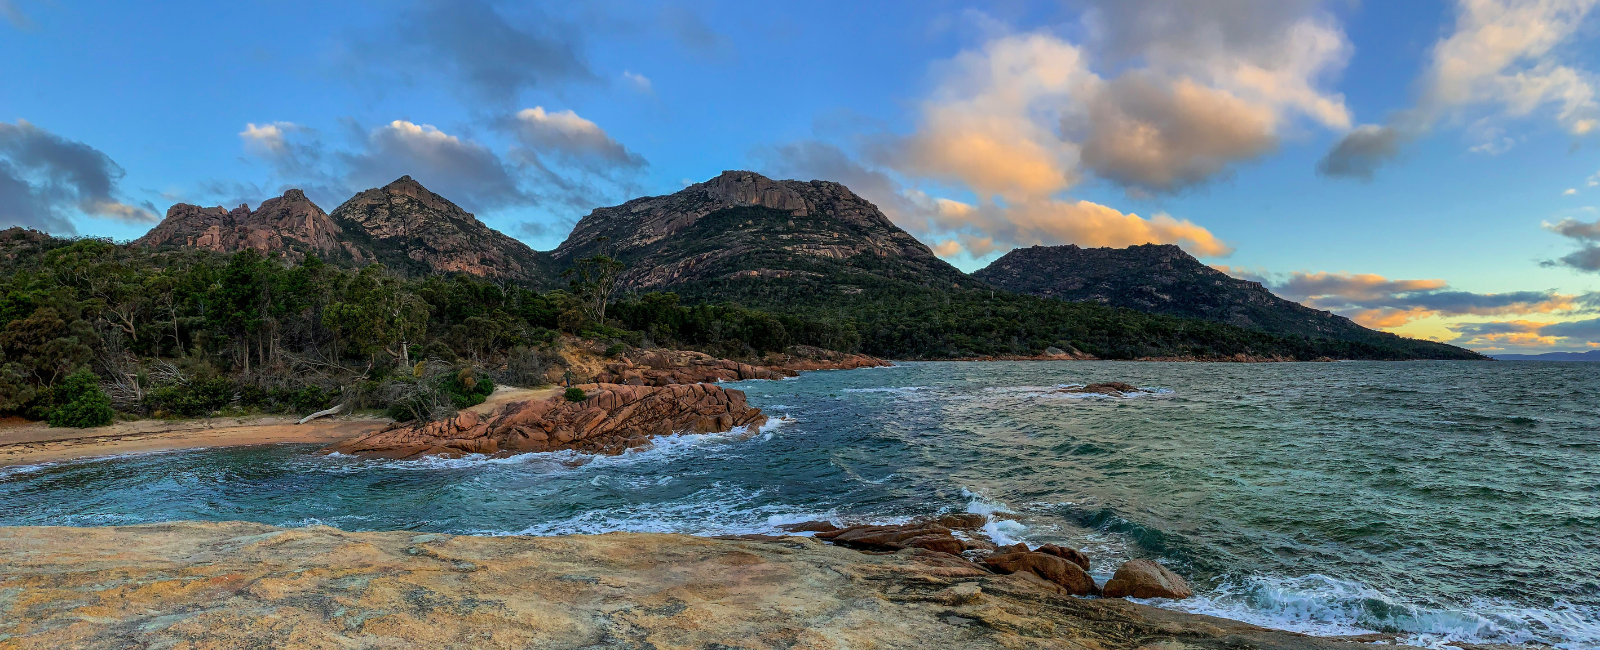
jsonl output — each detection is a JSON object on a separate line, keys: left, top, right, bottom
{"left": 325, "top": 382, "right": 766, "bottom": 459}
{"left": 1102, "top": 558, "right": 1193, "bottom": 599}
{"left": 1056, "top": 382, "right": 1141, "bottom": 396}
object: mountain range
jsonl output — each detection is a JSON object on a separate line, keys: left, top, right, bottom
{"left": 1491, "top": 350, "right": 1600, "bottom": 361}
{"left": 127, "top": 170, "right": 1482, "bottom": 360}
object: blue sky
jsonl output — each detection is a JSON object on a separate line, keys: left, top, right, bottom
{"left": 4, "top": 0, "right": 1600, "bottom": 352}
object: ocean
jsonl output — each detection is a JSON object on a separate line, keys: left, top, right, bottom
{"left": 3, "top": 361, "right": 1596, "bottom": 648}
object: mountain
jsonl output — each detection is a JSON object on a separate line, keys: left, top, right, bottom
{"left": 134, "top": 177, "right": 550, "bottom": 286}
{"left": 1492, "top": 350, "right": 1600, "bottom": 361}
{"left": 547, "top": 172, "right": 1480, "bottom": 361}
{"left": 973, "top": 243, "right": 1382, "bottom": 341}
{"left": 551, "top": 170, "right": 970, "bottom": 292}
{"left": 134, "top": 189, "right": 354, "bottom": 264}
{"left": 326, "top": 176, "right": 549, "bottom": 285}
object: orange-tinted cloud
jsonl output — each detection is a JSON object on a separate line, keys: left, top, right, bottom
{"left": 1214, "top": 267, "right": 1583, "bottom": 330}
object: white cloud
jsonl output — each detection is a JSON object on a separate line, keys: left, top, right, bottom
{"left": 507, "top": 106, "right": 645, "bottom": 170}
{"left": 1565, "top": 188, "right": 1580, "bottom": 195}
{"left": 1322, "top": 0, "right": 1600, "bottom": 178}
{"left": 622, "top": 70, "right": 652, "bottom": 93}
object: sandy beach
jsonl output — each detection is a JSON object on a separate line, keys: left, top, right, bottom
{"left": 0, "top": 386, "right": 558, "bottom": 469}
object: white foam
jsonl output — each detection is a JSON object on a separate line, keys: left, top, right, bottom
{"left": 841, "top": 386, "right": 930, "bottom": 394}
{"left": 960, "top": 487, "right": 1030, "bottom": 546}
{"left": 1159, "top": 574, "right": 1600, "bottom": 649}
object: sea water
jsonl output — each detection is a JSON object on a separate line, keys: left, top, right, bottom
{"left": 3, "top": 361, "right": 1597, "bottom": 648}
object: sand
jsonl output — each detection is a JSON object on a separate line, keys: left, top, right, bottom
{"left": 0, "top": 385, "right": 558, "bottom": 469}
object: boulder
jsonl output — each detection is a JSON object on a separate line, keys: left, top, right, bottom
{"left": 983, "top": 552, "right": 1098, "bottom": 596}
{"left": 1101, "top": 559, "right": 1192, "bottom": 600}
{"left": 814, "top": 522, "right": 966, "bottom": 555}
{"left": 1057, "top": 382, "right": 1140, "bottom": 396}
{"left": 325, "top": 383, "right": 766, "bottom": 460}
{"left": 1034, "top": 544, "right": 1091, "bottom": 571}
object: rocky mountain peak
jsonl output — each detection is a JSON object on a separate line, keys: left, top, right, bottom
{"left": 973, "top": 243, "right": 1369, "bottom": 339}
{"left": 548, "top": 170, "right": 966, "bottom": 291}
{"left": 325, "top": 176, "right": 547, "bottom": 284}
{"left": 133, "top": 189, "right": 345, "bottom": 263}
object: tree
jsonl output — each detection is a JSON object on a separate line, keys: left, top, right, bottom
{"left": 562, "top": 254, "right": 625, "bottom": 325}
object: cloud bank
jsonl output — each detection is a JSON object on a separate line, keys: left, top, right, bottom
{"left": 0, "top": 120, "right": 156, "bottom": 234}
{"left": 1215, "top": 266, "right": 1581, "bottom": 329}
{"left": 1544, "top": 215, "right": 1600, "bottom": 271}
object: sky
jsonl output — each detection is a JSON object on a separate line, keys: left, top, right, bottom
{"left": 3, "top": 0, "right": 1600, "bottom": 353}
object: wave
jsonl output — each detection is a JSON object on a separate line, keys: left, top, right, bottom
{"left": 315, "top": 418, "right": 794, "bottom": 474}
{"left": 1164, "top": 574, "right": 1600, "bottom": 649}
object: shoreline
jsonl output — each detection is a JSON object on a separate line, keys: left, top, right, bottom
{"left": 0, "top": 520, "right": 1428, "bottom": 649}
{"left": 0, "top": 386, "right": 559, "bottom": 469}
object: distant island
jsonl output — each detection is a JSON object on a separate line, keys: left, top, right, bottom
{"left": 1491, "top": 350, "right": 1600, "bottom": 361}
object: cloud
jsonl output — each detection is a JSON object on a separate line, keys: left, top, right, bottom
{"left": 1448, "top": 316, "right": 1600, "bottom": 350}
{"left": 1543, "top": 215, "right": 1600, "bottom": 271}
{"left": 350, "top": 0, "right": 595, "bottom": 105}
{"left": 1321, "top": 0, "right": 1600, "bottom": 179}
{"left": 338, "top": 120, "right": 533, "bottom": 212}
{"left": 622, "top": 71, "right": 653, "bottom": 93}
{"left": 1, "top": 0, "right": 31, "bottom": 29}
{"left": 1565, "top": 188, "right": 1579, "bottom": 195}
{"left": 506, "top": 107, "right": 646, "bottom": 171}
{"left": 0, "top": 119, "right": 157, "bottom": 234}
{"left": 1217, "top": 267, "right": 1581, "bottom": 328}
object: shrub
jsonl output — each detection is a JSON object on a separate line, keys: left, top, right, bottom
{"left": 564, "top": 387, "right": 586, "bottom": 402}
{"left": 47, "top": 369, "right": 113, "bottom": 428}
{"left": 604, "top": 343, "right": 626, "bottom": 357}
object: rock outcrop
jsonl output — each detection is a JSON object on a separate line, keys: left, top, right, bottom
{"left": 325, "top": 383, "right": 766, "bottom": 459}
{"left": 549, "top": 170, "right": 972, "bottom": 291}
{"left": 591, "top": 345, "right": 890, "bottom": 386}
{"left": 134, "top": 190, "right": 351, "bottom": 263}
{"left": 984, "top": 551, "right": 1099, "bottom": 596}
{"left": 1103, "top": 559, "right": 1195, "bottom": 600}
{"left": 815, "top": 522, "right": 979, "bottom": 556}
{"left": 327, "top": 176, "right": 550, "bottom": 284}
{"left": 0, "top": 521, "right": 1400, "bottom": 649}
{"left": 1056, "top": 382, "right": 1142, "bottom": 396}
{"left": 134, "top": 177, "right": 551, "bottom": 285}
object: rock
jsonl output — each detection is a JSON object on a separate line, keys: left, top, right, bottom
{"left": 134, "top": 190, "right": 347, "bottom": 264}
{"left": 777, "top": 521, "right": 840, "bottom": 533}
{"left": 1102, "top": 559, "right": 1193, "bottom": 600}
{"left": 1059, "top": 382, "right": 1140, "bottom": 395}
{"left": 591, "top": 346, "right": 890, "bottom": 387}
{"left": 923, "top": 513, "right": 987, "bottom": 530}
{"left": 324, "top": 383, "right": 766, "bottom": 459}
{"left": 0, "top": 522, "right": 1360, "bottom": 650}
{"left": 983, "top": 551, "right": 1099, "bottom": 596}
{"left": 1034, "top": 543, "right": 1091, "bottom": 571}
{"left": 814, "top": 522, "right": 967, "bottom": 555}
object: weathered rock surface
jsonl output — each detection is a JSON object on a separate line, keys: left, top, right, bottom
{"left": 326, "top": 382, "right": 766, "bottom": 459}
{"left": 592, "top": 345, "right": 890, "bottom": 386}
{"left": 1103, "top": 559, "right": 1195, "bottom": 600}
{"left": 0, "top": 521, "right": 1413, "bottom": 649}
{"left": 984, "top": 551, "right": 1100, "bottom": 596}
{"left": 1036, "top": 543, "right": 1093, "bottom": 572}
{"left": 134, "top": 189, "right": 351, "bottom": 263}
{"left": 815, "top": 522, "right": 980, "bottom": 556}
{"left": 134, "top": 177, "right": 551, "bottom": 285}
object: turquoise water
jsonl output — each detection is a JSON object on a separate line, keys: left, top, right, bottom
{"left": 3, "top": 361, "right": 1597, "bottom": 648}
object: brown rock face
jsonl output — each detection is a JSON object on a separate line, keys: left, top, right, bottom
{"left": 326, "top": 382, "right": 766, "bottom": 459}
{"left": 814, "top": 522, "right": 983, "bottom": 556}
{"left": 134, "top": 190, "right": 348, "bottom": 263}
{"left": 1102, "top": 559, "right": 1194, "bottom": 600}
{"left": 983, "top": 551, "right": 1100, "bottom": 596}
{"left": 327, "top": 176, "right": 549, "bottom": 284}
{"left": 1056, "top": 382, "right": 1141, "bottom": 396}
{"left": 1035, "top": 543, "right": 1092, "bottom": 572}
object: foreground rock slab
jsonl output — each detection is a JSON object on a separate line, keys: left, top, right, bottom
{"left": 0, "top": 522, "right": 1420, "bottom": 649}
{"left": 326, "top": 382, "right": 766, "bottom": 459}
